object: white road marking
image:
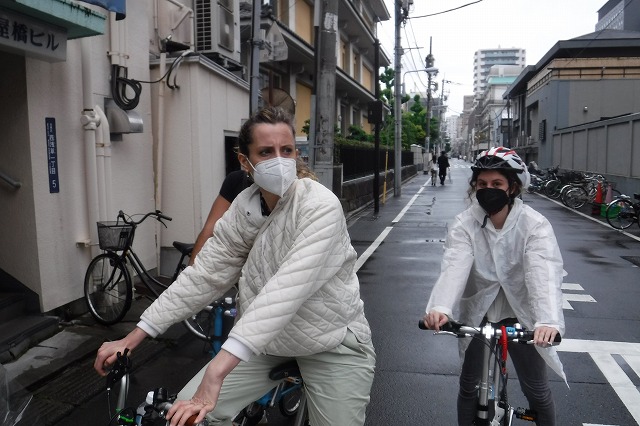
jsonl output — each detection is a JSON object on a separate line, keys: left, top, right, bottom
{"left": 561, "top": 283, "right": 596, "bottom": 309}
{"left": 559, "top": 339, "right": 640, "bottom": 425}
{"left": 563, "top": 293, "right": 597, "bottom": 310}
{"left": 562, "top": 283, "right": 584, "bottom": 291}
{"left": 392, "top": 192, "right": 421, "bottom": 224}
{"left": 354, "top": 226, "right": 392, "bottom": 273}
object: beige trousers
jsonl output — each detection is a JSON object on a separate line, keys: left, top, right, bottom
{"left": 178, "top": 330, "right": 376, "bottom": 426}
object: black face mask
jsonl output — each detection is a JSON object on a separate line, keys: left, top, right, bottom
{"left": 476, "top": 188, "right": 510, "bottom": 215}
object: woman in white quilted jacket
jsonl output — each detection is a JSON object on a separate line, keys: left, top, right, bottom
{"left": 94, "top": 107, "right": 376, "bottom": 426}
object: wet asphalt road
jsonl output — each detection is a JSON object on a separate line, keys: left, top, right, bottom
{"left": 351, "top": 159, "right": 640, "bottom": 426}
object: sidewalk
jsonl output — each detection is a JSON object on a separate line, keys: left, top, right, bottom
{"left": 2, "top": 295, "right": 195, "bottom": 425}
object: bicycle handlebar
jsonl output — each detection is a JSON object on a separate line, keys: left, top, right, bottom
{"left": 418, "top": 319, "right": 561, "bottom": 344}
{"left": 118, "top": 210, "right": 173, "bottom": 226}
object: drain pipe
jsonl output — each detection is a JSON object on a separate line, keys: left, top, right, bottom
{"left": 155, "top": 51, "right": 167, "bottom": 269}
{"left": 95, "top": 105, "right": 113, "bottom": 218}
{"left": 80, "top": 38, "right": 101, "bottom": 257}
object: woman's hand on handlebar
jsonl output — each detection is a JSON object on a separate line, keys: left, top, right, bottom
{"left": 94, "top": 327, "right": 148, "bottom": 376}
{"left": 166, "top": 349, "right": 241, "bottom": 426}
{"left": 533, "top": 326, "right": 560, "bottom": 347}
{"left": 423, "top": 311, "right": 449, "bottom": 331}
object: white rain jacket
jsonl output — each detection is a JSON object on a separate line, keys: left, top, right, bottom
{"left": 426, "top": 197, "right": 566, "bottom": 381}
{"left": 139, "top": 178, "right": 371, "bottom": 360}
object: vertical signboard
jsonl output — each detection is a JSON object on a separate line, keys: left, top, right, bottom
{"left": 45, "top": 117, "right": 59, "bottom": 193}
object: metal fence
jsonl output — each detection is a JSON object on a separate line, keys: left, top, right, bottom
{"left": 338, "top": 146, "right": 414, "bottom": 181}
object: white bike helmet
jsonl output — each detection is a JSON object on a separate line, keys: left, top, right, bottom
{"left": 472, "top": 147, "right": 531, "bottom": 188}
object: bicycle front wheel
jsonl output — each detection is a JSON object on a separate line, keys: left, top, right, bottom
{"left": 279, "top": 382, "right": 303, "bottom": 417}
{"left": 84, "top": 253, "right": 132, "bottom": 325}
{"left": 606, "top": 199, "right": 636, "bottom": 230}
{"left": 183, "top": 305, "right": 216, "bottom": 341}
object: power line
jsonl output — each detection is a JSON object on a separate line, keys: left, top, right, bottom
{"left": 409, "top": 0, "right": 484, "bottom": 19}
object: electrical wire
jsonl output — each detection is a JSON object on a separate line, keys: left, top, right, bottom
{"left": 408, "top": 0, "right": 484, "bottom": 19}
{"left": 110, "top": 50, "right": 195, "bottom": 110}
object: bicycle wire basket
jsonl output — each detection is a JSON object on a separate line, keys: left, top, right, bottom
{"left": 97, "top": 221, "right": 133, "bottom": 251}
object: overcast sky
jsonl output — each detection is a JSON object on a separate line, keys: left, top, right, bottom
{"left": 378, "top": 0, "right": 606, "bottom": 115}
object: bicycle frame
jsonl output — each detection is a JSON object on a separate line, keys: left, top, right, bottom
{"left": 419, "top": 319, "right": 560, "bottom": 426}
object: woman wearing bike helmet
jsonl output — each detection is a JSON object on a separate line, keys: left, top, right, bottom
{"left": 422, "top": 147, "right": 566, "bottom": 425}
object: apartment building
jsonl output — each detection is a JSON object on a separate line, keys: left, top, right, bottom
{"left": 473, "top": 47, "right": 525, "bottom": 98}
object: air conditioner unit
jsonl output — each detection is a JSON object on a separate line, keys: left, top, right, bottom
{"left": 195, "top": 0, "right": 241, "bottom": 64}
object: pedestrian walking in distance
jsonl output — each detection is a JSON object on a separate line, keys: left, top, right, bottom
{"left": 437, "top": 151, "right": 450, "bottom": 185}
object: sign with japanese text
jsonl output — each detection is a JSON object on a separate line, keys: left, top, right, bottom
{"left": 45, "top": 118, "right": 60, "bottom": 193}
{"left": 0, "top": 10, "right": 67, "bottom": 62}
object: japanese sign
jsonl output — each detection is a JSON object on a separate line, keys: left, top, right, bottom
{"left": 45, "top": 118, "right": 60, "bottom": 193}
{"left": 0, "top": 10, "right": 67, "bottom": 62}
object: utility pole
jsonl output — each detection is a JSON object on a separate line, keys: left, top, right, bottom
{"left": 249, "top": 0, "right": 262, "bottom": 115}
{"left": 425, "top": 38, "right": 434, "bottom": 155}
{"left": 393, "top": 0, "right": 406, "bottom": 197}
{"left": 312, "top": 0, "right": 338, "bottom": 190}
{"left": 372, "top": 39, "right": 381, "bottom": 213}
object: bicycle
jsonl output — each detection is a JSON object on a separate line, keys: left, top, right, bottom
{"left": 84, "top": 210, "right": 194, "bottom": 326}
{"left": 104, "top": 348, "right": 307, "bottom": 426}
{"left": 418, "top": 318, "right": 561, "bottom": 425}
{"left": 605, "top": 193, "right": 640, "bottom": 230}
{"left": 561, "top": 175, "right": 621, "bottom": 210}
{"left": 197, "top": 300, "right": 307, "bottom": 426}
{"left": 103, "top": 349, "right": 207, "bottom": 426}
{"left": 235, "top": 360, "right": 308, "bottom": 426}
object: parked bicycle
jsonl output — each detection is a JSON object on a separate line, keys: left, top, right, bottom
{"left": 543, "top": 169, "right": 581, "bottom": 199}
{"left": 605, "top": 193, "right": 640, "bottom": 230}
{"left": 560, "top": 174, "right": 621, "bottom": 210}
{"left": 84, "top": 210, "right": 193, "bottom": 325}
{"left": 418, "top": 318, "right": 561, "bottom": 426}
{"left": 527, "top": 166, "right": 558, "bottom": 194}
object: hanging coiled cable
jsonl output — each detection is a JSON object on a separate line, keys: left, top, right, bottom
{"left": 110, "top": 50, "right": 195, "bottom": 110}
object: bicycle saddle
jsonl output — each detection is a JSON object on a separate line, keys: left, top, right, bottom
{"left": 268, "top": 360, "right": 301, "bottom": 381}
{"left": 172, "top": 241, "right": 194, "bottom": 255}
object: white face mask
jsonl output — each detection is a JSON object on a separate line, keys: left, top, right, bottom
{"left": 245, "top": 156, "right": 297, "bottom": 197}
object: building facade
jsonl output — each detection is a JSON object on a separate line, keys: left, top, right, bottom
{"left": 503, "top": 29, "right": 640, "bottom": 196}
{"left": 596, "top": 0, "right": 640, "bottom": 31}
{"left": 0, "top": 0, "right": 390, "bottom": 316}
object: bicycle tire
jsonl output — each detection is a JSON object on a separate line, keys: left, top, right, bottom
{"left": 183, "top": 305, "right": 216, "bottom": 342}
{"left": 563, "top": 186, "right": 589, "bottom": 209}
{"left": 543, "top": 180, "right": 561, "bottom": 198}
{"left": 84, "top": 253, "right": 132, "bottom": 325}
{"left": 242, "top": 402, "right": 266, "bottom": 426}
{"left": 606, "top": 199, "right": 636, "bottom": 230}
{"left": 279, "top": 383, "right": 303, "bottom": 417}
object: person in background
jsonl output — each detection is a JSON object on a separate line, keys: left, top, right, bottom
{"left": 422, "top": 147, "right": 565, "bottom": 426}
{"left": 94, "top": 107, "right": 375, "bottom": 426}
{"left": 429, "top": 154, "right": 438, "bottom": 187}
{"left": 190, "top": 170, "right": 250, "bottom": 266}
{"left": 437, "top": 151, "right": 450, "bottom": 185}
